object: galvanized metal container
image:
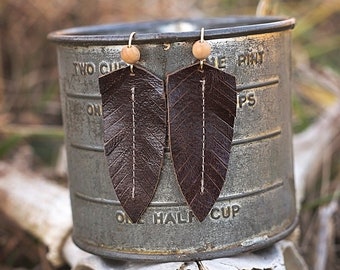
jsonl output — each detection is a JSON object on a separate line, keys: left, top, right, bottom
{"left": 48, "top": 16, "right": 298, "bottom": 261}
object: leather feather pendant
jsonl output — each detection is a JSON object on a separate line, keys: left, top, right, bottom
{"left": 167, "top": 63, "right": 237, "bottom": 222}
{"left": 99, "top": 66, "right": 166, "bottom": 223}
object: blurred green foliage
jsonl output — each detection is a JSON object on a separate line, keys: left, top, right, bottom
{"left": 0, "top": 134, "right": 22, "bottom": 159}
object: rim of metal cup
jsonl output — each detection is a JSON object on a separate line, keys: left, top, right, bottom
{"left": 48, "top": 16, "right": 295, "bottom": 45}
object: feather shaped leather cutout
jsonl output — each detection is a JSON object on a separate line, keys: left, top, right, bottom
{"left": 99, "top": 66, "right": 166, "bottom": 223}
{"left": 167, "top": 63, "right": 237, "bottom": 222}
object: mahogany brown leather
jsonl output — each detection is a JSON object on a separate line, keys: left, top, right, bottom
{"left": 167, "top": 63, "right": 237, "bottom": 221}
{"left": 99, "top": 66, "right": 166, "bottom": 223}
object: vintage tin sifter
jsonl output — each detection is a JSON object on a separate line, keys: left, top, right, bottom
{"left": 48, "top": 16, "right": 298, "bottom": 261}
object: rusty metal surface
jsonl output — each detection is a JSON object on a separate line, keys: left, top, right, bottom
{"left": 50, "top": 16, "right": 298, "bottom": 261}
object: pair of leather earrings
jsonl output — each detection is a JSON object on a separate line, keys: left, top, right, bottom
{"left": 99, "top": 29, "right": 237, "bottom": 223}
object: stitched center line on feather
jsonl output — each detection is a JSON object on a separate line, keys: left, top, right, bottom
{"left": 200, "top": 79, "right": 206, "bottom": 194}
{"left": 131, "top": 86, "right": 136, "bottom": 199}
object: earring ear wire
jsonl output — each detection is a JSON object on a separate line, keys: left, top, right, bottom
{"left": 128, "top": 31, "right": 136, "bottom": 48}
{"left": 192, "top": 28, "right": 211, "bottom": 69}
{"left": 120, "top": 32, "right": 140, "bottom": 73}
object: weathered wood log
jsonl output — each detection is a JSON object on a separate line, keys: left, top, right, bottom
{"left": 314, "top": 200, "right": 338, "bottom": 270}
{"left": 293, "top": 102, "right": 340, "bottom": 209}
{"left": 0, "top": 162, "right": 72, "bottom": 267}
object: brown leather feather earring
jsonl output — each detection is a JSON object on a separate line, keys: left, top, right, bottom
{"left": 167, "top": 28, "right": 237, "bottom": 222}
{"left": 98, "top": 32, "right": 166, "bottom": 223}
